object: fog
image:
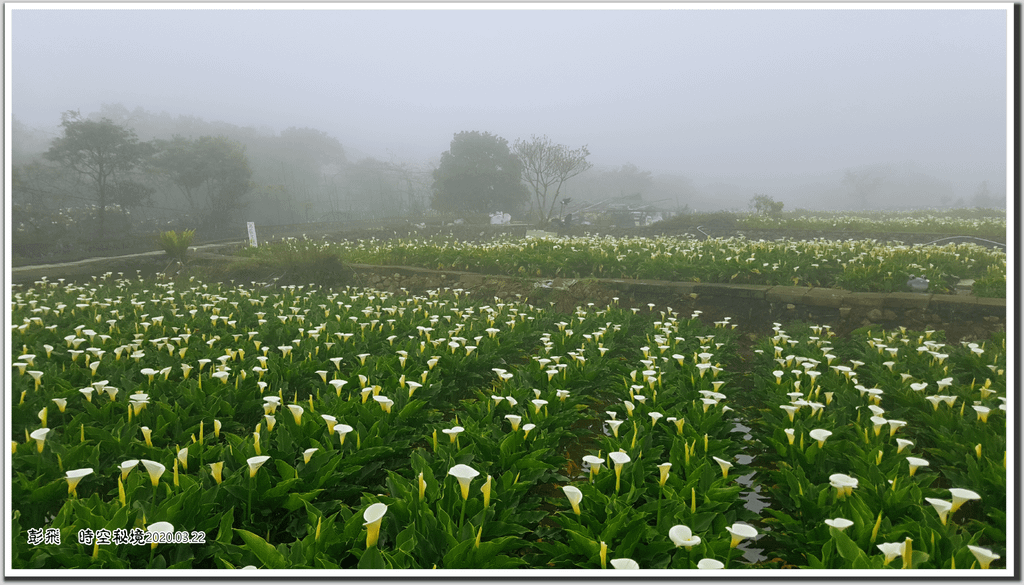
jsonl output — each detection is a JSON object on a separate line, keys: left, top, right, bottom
{"left": 8, "top": 4, "right": 1011, "bottom": 213}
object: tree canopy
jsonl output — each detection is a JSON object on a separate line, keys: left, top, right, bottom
{"left": 431, "top": 131, "right": 529, "bottom": 215}
{"left": 151, "top": 135, "right": 255, "bottom": 228}
{"left": 43, "top": 110, "right": 154, "bottom": 236}
{"left": 512, "top": 135, "right": 592, "bottom": 223}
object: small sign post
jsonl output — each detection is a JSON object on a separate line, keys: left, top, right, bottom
{"left": 247, "top": 222, "right": 258, "bottom": 247}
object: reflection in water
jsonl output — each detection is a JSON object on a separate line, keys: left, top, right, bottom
{"left": 731, "top": 421, "right": 767, "bottom": 563}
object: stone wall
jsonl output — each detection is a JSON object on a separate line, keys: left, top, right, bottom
{"left": 347, "top": 263, "right": 1005, "bottom": 343}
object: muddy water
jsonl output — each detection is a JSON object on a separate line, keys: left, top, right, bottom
{"left": 731, "top": 421, "right": 768, "bottom": 564}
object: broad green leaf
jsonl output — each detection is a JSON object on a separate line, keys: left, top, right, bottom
{"left": 234, "top": 528, "right": 288, "bottom": 569}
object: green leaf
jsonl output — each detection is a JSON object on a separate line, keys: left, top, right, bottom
{"left": 234, "top": 528, "right": 289, "bottom": 569}
{"left": 357, "top": 546, "right": 389, "bottom": 569}
{"left": 564, "top": 529, "right": 599, "bottom": 558}
{"left": 283, "top": 489, "right": 323, "bottom": 512}
{"left": 396, "top": 525, "right": 418, "bottom": 555}
{"left": 831, "top": 527, "right": 869, "bottom": 565}
{"left": 215, "top": 506, "right": 235, "bottom": 543}
{"left": 263, "top": 477, "right": 301, "bottom": 500}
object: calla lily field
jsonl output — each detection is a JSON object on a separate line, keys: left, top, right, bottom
{"left": 7, "top": 233, "right": 1007, "bottom": 572}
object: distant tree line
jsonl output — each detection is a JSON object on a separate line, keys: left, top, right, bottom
{"left": 11, "top": 103, "right": 1003, "bottom": 260}
{"left": 10, "top": 104, "right": 436, "bottom": 256}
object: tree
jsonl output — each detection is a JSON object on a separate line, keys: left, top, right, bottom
{"left": 971, "top": 180, "right": 1001, "bottom": 209}
{"left": 151, "top": 135, "right": 210, "bottom": 213}
{"left": 512, "top": 135, "right": 592, "bottom": 223}
{"left": 43, "top": 111, "right": 154, "bottom": 237}
{"left": 431, "top": 131, "right": 529, "bottom": 215}
{"left": 841, "top": 168, "right": 885, "bottom": 209}
{"left": 749, "top": 194, "right": 784, "bottom": 217}
{"left": 152, "top": 135, "right": 254, "bottom": 230}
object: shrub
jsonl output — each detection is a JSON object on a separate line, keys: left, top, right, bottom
{"left": 158, "top": 229, "right": 196, "bottom": 263}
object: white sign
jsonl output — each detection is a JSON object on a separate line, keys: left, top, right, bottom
{"left": 247, "top": 222, "right": 258, "bottom": 247}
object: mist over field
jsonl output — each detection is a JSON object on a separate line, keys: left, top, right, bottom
{"left": 8, "top": 3, "right": 1011, "bottom": 234}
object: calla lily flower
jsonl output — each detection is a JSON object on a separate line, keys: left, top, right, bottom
{"left": 784, "top": 428, "right": 796, "bottom": 445}
{"left": 780, "top": 405, "right": 798, "bottom": 422}
{"left": 896, "top": 438, "right": 914, "bottom": 453}
{"left": 829, "top": 473, "right": 858, "bottom": 498}
{"left": 263, "top": 396, "right": 280, "bottom": 414}
{"left": 972, "top": 405, "right": 991, "bottom": 423}
{"left": 336, "top": 424, "right": 354, "bottom": 445}
{"left": 522, "top": 423, "right": 536, "bottom": 437}
{"left": 321, "top": 414, "right": 337, "bottom": 434}
{"left": 906, "top": 457, "right": 929, "bottom": 476}
{"left": 66, "top": 468, "right": 93, "bottom": 496}
{"left": 51, "top": 398, "right": 67, "bottom": 413}
{"left": 658, "top": 462, "right": 672, "bottom": 486}
{"left": 303, "top": 448, "right": 318, "bottom": 464}
{"left": 949, "top": 488, "right": 981, "bottom": 514}
{"left": 363, "top": 502, "right": 388, "bottom": 548}
{"left": 869, "top": 416, "right": 888, "bottom": 436}
{"left": 887, "top": 419, "right": 907, "bottom": 436}
{"left": 876, "top": 541, "right": 904, "bottom": 565}
{"left": 176, "top": 447, "right": 188, "bottom": 471}
{"left": 448, "top": 464, "right": 480, "bottom": 500}
{"left": 610, "top": 558, "right": 639, "bottom": 569}
{"left": 712, "top": 456, "right": 733, "bottom": 478}
{"left": 146, "top": 522, "right": 174, "bottom": 549}
{"left": 406, "top": 381, "right": 422, "bottom": 398}
{"left": 120, "top": 459, "right": 139, "bottom": 480}
{"left": 442, "top": 426, "right": 464, "bottom": 442}
{"left": 967, "top": 545, "right": 1000, "bottom": 569}
{"left": 287, "top": 404, "right": 304, "bottom": 425}
{"left": 609, "top": 451, "right": 631, "bottom": 492}
{"left": 141, "top": 459, "right": 166, "bottom": 486}
{"left": 30, "top": 428, "right": 50, "bottom": 453}
{"left": 669, "top": 525, "right": 701, "bottom": 548}
{"left": 726, "top": 523, "right": 758, "bottom": 548}
{"left": 697, "top": 558, "right": 724, "bottom": 569}
{"left": 531, "top": 399, "right": 548, "bottom": 414}
{"left": 924, "top": 498, "right": 952, "bottom": 525}
{"left": 329, "top": 379, "right": 348, "bottom": 396}
{"left": 583, "top": 455, "right": 604, "bottom": 477}
{"left": 809, "top": 429, "right": 832, "bottom": 448}
{"left": 209, "top": 461, "right": 224, "bottom": 484}
{"left": 606, "top": 420, "right": 624, "bottom": 438}
{"left": 505, "top": 414, "right": 522, "bottom": 431}
{"left": 562, "top": 485, "right": 583, "bottom": 515}
{"left": 374, "top": 395, "right": 394, "bottom": 413}
{"left": 140, "top": 426, "right": 154, "bottom": 447}
{"left": 482, "top": 474, "right": 492, "bottom": 508}
{"left": 824, "top": 518, "right": 853, "bottom": 531}
{"left": 247, "top": 455, "right": 270, "bottom": 477}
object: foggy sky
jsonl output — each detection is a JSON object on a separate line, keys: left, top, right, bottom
{"left": 7, "top": 4, "right": 1010, "bottom": 191}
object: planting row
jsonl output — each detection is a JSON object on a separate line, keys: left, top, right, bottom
{"left": 238, "top": 234, "right": 1006, "bottom": 297}
{"left": 8, "top": 273, "right": 1006, "bottom": 571}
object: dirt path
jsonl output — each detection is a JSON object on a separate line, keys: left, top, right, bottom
{"left": 10, "top": 241, "right": 245, "bottom": 285}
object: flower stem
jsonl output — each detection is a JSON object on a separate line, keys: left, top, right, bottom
{"left": 459, "top": 497, "right": 468, "bottom": 533}
{"left": 248, "top": 474, "right": 254, "bottom": 526}
{"left": 657, "top": 486, "right": 663, "bottom": 529}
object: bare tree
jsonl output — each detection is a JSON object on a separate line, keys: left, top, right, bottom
{"left": 513, "top": 135, "right": 592, "bottom": 223}
{"left": 841, "top": 168, "right": 885, "bottom": 210}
